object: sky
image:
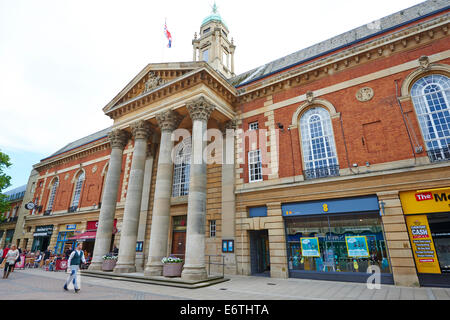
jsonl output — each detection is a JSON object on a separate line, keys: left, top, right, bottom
{"left": 0, "top": 0, "right": 425, "bottom": 191}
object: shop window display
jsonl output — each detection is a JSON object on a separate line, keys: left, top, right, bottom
{"left": 286, "top": 213, "right": 391, "bottom": 274}
{"left": 428, "top": 213, "right": 450, "bottom": 274}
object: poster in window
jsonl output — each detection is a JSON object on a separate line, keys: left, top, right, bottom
{"left": 345, "top": 236, "right": 370, "bottom": 258}
{"left": 300, "top": 237, "right": 320, "bottom": 257}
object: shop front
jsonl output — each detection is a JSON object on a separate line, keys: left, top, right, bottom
{"left": 400, "top": 187, "right": 450, "bottom": 287}
{"left": 283, "top": 195, "right": 393, "bottom": 284}
{"left": 55, "top": 224, "right": 80, "bottom": 255}
{"left": 31, "top": 225, "right": 53, "bottom": 252}
{"left": 68, "top": 219, "right": 117, "bottom": 258}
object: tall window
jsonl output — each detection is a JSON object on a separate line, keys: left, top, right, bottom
{"left": 172, "top": 138, "right": 191, "bottom": 197}
{"left": 46, "top": 178, "right": 59, "bottom": 213}
{"left": 248, "top": 149, "right": 263, "bottom": 182}
{"left": 209, "top": 220, "right": 216, "bottom": 238}
{"left": 411, "top": 74, "right": 450, "bottom": 162}
{"left": 202, "top": 49, "right": 209, "bottom": 62}
{"left": 71, "top": 171, "right": 85, "bottom": 210}
{"left": 300, "top": 107, "right": 339, "bottom": 179}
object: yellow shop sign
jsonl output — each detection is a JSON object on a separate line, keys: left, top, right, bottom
{"left": 399, "top": 187, "right": 450, "bottom": 215}
{"left": 405, "top": 215, "right": 441, "bottom": 274}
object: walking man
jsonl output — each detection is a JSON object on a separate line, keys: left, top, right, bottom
{"left": 63, "top": 242, "right": 86, "bottom": 293}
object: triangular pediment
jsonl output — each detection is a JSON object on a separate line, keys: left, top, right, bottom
{"left": 103, "top": 62, "right": 205, "bottom": 113}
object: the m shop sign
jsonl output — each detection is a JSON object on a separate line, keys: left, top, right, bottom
{"left": 400, "top": 188, "right": 450, "bottom": 287}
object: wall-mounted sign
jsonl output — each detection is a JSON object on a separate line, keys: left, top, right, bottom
{"left": 222, "top": 240, "right": 234, "bottom": 253}
{"left": 345, "top": 236, "right": 370, "bottom": 258}
{"left": 405, "top": 215, "right": 441, "bottom": 274}
{"left": 136, "top": 241, "right": 143, "bottom": 252}
{"left": 33, "top": 225, "right": 54, "bottom": 237}
{"left": 66, "top": 224, "right": 76, "bottom": 230}
{"left": 400, "top": 188, "right": 450, "bottom": 215}
{"left": 300, "top": 237, "right": 320, "bottom": 257}
{"left": 87, "top": 219, "right": 117, "bottom": 231}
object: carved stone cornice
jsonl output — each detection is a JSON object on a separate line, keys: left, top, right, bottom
{"left": 131, "top": 120, "right": 153, "bottom": 141}
{"left": 186, "top": 97, "right": 215, "bottom": 122}
{"left": 155, "top": 110, "right": 183, "bottom": 132}
{"left": 108, "top": 129, "right": 130, "bottom": 150}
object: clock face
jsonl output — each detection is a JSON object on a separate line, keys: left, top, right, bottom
{"left": 25, "top": 202, "right": 35, "bottom": 210}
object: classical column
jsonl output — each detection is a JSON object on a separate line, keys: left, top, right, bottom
{"left": 135, "top": 143, "right": 156, "bottom": 272}
{"left": 144, "top": 110, "right": 183, "bottom": 276}
{"left": 89, "top": 129, "right": 129, "bottom": 271}
{"left": 221, "top": 120, "right": 237, "bottom": 274}
{"left": 114, "top": 120, "right": 152, "bottom": 274}
{"left": 182, "top": 97, "right": 215, "bottom": 281}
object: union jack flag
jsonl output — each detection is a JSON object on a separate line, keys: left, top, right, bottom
{"left": 164, "top": 21, "right": 172, "bottom": 48}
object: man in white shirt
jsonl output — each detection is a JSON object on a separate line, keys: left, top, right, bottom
{"left": 63, "top": 242, "right": 86, "bottom": 293}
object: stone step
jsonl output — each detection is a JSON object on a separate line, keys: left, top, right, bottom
{"left": 80, "top": 270, "right": 229, "bottom": 289}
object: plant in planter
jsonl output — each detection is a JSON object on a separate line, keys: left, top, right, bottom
{"left": 161, "top": 256, "right": 184, "bottom": 277}
{"left": 101, "top": 254, "right": 118, "bottom": 272}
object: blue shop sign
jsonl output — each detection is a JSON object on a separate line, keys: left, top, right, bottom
{"left": 282, "top": 195, "right": 379, "bottom": 217}
{"left": 66, "top": 224, "right": 77, "bottom": 230}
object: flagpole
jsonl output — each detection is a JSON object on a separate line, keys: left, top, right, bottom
{"left": 161, "top": 18, "right": 167, "bottom": 62}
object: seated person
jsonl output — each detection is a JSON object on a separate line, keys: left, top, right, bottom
{"left": 33, "top": 252, "right": 42, "bottom": 268}
{"left": 48, "top": 257, "right": 56, "bottom": 271}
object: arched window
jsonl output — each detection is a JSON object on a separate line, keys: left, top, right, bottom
{"left": 46, "top": 178, "right": 59, "bottom": 214}
{"left": 70, "top": 171, "right": 85, "bottom": 210}
{"left": 172, "top": 137, "right": 191, "bottom": 197}
{"left": 300, "top": 107, "right": 339, "bottom": 179}
{"left": 411, "top": 74, "right": 450, "bottom": 162}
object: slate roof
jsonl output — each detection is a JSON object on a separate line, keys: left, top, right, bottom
{"left": 3, "top": 185, "right": 27, "bottom": 202}
{"left": 42, "top": 126, "right": 112, "bottom": 161}
{"left": 230, "top": 0, "right": 450, "bottom": 87}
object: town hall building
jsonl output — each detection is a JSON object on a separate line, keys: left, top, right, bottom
{"left": 10, "top": 0, "right": 450, "bottom": 287}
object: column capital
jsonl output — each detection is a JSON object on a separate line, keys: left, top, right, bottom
{"left": 186, "top": 97, "right": 215, "bottom": 122}
{"left": 131, "top": 120, "right": 153, "bottom": 141}
{"left": 108, "top": 129, "right": 130, "bottom": 150}
{"left": 155, "top": 110, "right": 183, "bottom": 132}
{"left": 220, "top": 119, "right": 237, "bottom": 135}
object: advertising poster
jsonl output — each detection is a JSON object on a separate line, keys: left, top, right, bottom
{"left": 345, "top": 236, "right": 370, "bottom": 258}
{"left": 300, "top": 237, "right": 320, "bottom": 257}
{"left": 405, "top": 215, "right": 441, "bottom": 274}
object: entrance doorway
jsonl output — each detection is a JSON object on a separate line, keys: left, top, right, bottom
{"left": 249, "top": 230, "right": 270, "bottom": 276}
{"left": 171, "top": 215, "right": 187, "bottom": 260}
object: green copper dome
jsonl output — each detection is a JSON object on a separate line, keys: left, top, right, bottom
{"left": 201, "top": 3, "right": 228, "bottom": 29}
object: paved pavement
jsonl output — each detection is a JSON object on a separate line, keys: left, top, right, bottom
{"left": 1, "top": 268, "right": 449, "bottom": 301}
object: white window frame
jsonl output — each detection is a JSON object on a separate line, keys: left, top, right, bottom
{"left": 248, "top": 149, "right": 263, "bottom": 183}
{"left": 300, "top": 107, "right": 339, "bottom": 176}
{"left": 411, "top": 74, "right": 450, "bottom": 159}
{"left": 172, "top": 137, "right": 191, "bottom": 197}
{"left": 209, "top": 220, "right": 216, "bottom": 238}
{"left": 249, "top": 121, "right": 259, "bottom": 131}
{"left": 71, "top": 171, "right": 85, "bottom": 209}
{"left": 46, "top": 178, "right": 59, "bottom": 212}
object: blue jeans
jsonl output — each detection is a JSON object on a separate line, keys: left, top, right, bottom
{"left": 64, "top": 265, "right": 80, "bottom": 290}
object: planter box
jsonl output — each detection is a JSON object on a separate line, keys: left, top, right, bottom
{"left": 163, "top": 262, "right": 183, "bottom": 277}
{"left": 102, "top": 259, "right": 117, "bottom": 271}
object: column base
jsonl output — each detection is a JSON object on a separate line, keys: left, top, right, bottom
{"left": 144, "top": 264, "right": 163, "bottom": 277}
{"left": 181, "top": 265, "right": 208, "bottom": 281}
{"left": 113, "top": 264, "right": 136, "bottom": 274}
{"left": 88, "top": 262, "right": 103, "bottom": 271}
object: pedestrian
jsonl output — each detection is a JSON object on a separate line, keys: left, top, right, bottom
{"left": 1, "top": 244, "right": 10, "bottom": 264}
{"left": 63, "top": 242, "right": 86, "bottom": 293}
{"left": 11, "top": 247, "right": 22, "bottom": 272}
{"left": 64, "top": 246, "right": 72, "bottom": 259}
{"left": 3, "top": 244, "right": 19, "bottom": 279}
